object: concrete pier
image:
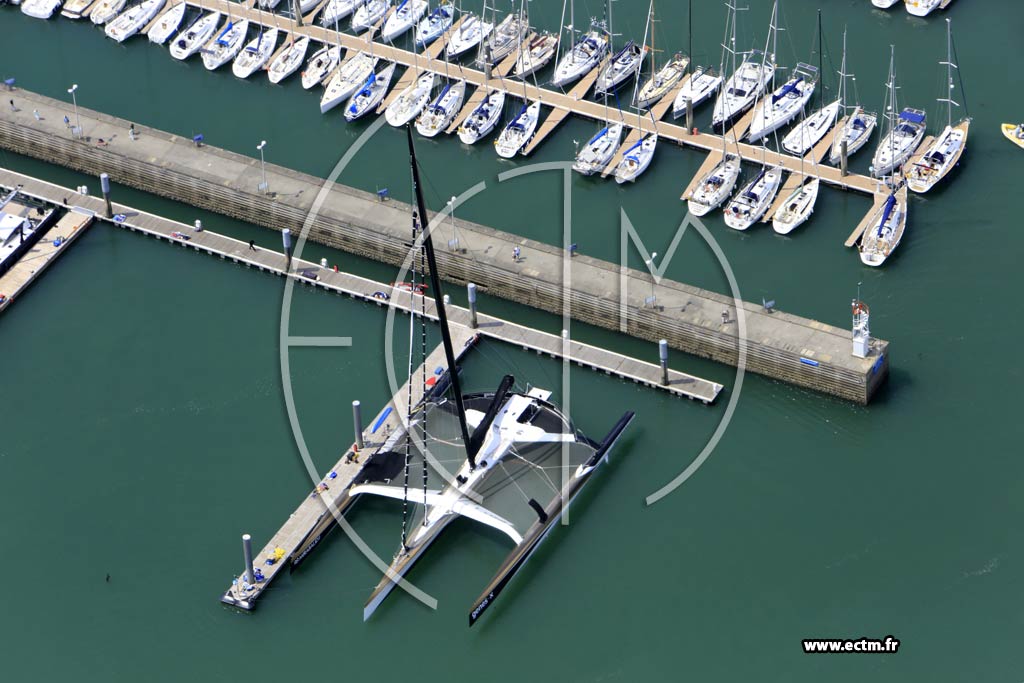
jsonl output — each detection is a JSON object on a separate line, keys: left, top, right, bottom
{"left": 0, "top": 91, "right": 889, "bottom": 403}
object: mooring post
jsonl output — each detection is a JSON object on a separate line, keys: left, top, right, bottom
{"left": 685, "top": 98, "right": 693, "bottom": 132}
{"left": 242, "top": 534, "right": 254, "bottom": 585}
{"left": 281, "top": 228, "right": 292, "bottom": 269}
{"left": 99, "top": 172, "right": 112, "bottom": 218}
{"left": 352, "top": 400, "right": 364, "bottom": 450}
{"left": 484, "top": 45, "right": 492, "bottom": 80}
{"left": 840, "top": 140, "right": 849, "bottom": 177}
{"left": 659, "top": 339, "right": 669, "bottom": 386}
{"left": 293, "top": 0, "right": 304, "bottom": 26}
{"left": 467, "top": 283, "right": 478, "bottom": 328}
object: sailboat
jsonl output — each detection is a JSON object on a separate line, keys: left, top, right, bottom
{"left": 513, "top": 33, "right": 559, "bottom": 79}
{"left": 771, "top": 177, "right": 819, "bottom": 234}
{"left": 594, "top": 0, "right": 647, "bottom": 97}
{"left": 386, "top": 72, "right": 437, "bottom": 127}
{"left": 906, "top": 18, "right": 969, "bottom": 193}
{"left": 105, "top": 0, "right": 166, "bottom": 43}
{"left": 634, "top": 0, "right": 687, "bottom": 109}
{"left": 872, "top": 0, "right": 899, "bottom": 7}
{"left": 302, "top": 45, "right": 343, "bottom": 89}
{"left": 355, "top": 127, "right": 635, "bottom": 625}
{"left": 457, "top": 89, "right": 505, "bottom": 144}
{"left": 416, "top": 80, "right": 466, "bottom": 137}
{"left": 416, "top": 2, "right": 455, "bottom": 46}
{"left": 320, "top": 0, "right": 367, "bottom": 27}
{"left": 671, "top": 66, "right": 721, "bottom": 120}
{"left": 747, "top": 62, "right": 818, "bottom": 143}
{"left": 381, "top": 0, "right": 429, "bottom": 42}
{"left": 475, "top": 4, "right": 527, "bottom": 67}
{"left": 550, "top": 17, "right": 608, "bottom": 88}
{"left": 870, "top": 48, "right": 926, "bottom": 178}
{"left": 147, "top": 1, "right": 186, "bottom": 45}
{"left": 723, "top": 165, "right": 783, "bottom": 230}
{"left": 494, "top": 100, "right": 541, "bottom": 158}
{"left": 169, "top": 11, "right": 222, "bottom": 61}
{"left": 711, "top": 0, "right": 775, "bottom": 130}
{"left": 268, "top": 36, "right": 311, "bottom": 84}
{"left": 20, "top": 0, "right": 62, "bottom": 18}
{"left": 859, "top": 187, "right": 907, "bottom": 266}
{"left": 352, "top": 0, "right": 390, "bottom": 33}
{"left": 905, "top": 0, "right": 942, "bottom": 17}
{"left": 90, "top": 0, "right": 127, "bottom": 25}
{"left": 614, "top": 133, "right": 657, "bottom": 184}
{"left": 573, "top": 122, "right": 624, "bottom": 176}
{"left": 828, "top": 30, "right": 877, "bottom": 165}
{"left": 232, "top": 26, "right": 279, "bottom": 79}
{"left": 344, "top": 62, "right": 396, "bottom": 121}
{"left": 202, "top": 19, "right": 250, "bottom": 71}
{"left": 321, "top": 52, "right": 379, "bottom": 112}
{"left": 61, "top": 0, "right": 98, "bottom": 19}
{"left": 446, "top": 4, "right": 492, "bottom": 59}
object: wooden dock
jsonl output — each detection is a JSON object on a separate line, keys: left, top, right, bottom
{"left": 0, "top": 89, "right": 891, "bottom": 404}
{"left": 0, "top": 199, "right": 93, "bottom": 314}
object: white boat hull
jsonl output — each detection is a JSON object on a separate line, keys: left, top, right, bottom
{"left": 267, "top": 37, "right": 311, "bottom": 84}
{"left": 495, "top": 101, "right": 540, "bottom": 158}
{"left": 415, "top": 80, "right": 466, "bottom": 138}
{"left": 772, "top": 178, "right": 819, "bottom": 234}
{"left": 301, "top": 46, "right": 342, "bottom": 90}
{"left": 458, "top": 90, "right": 505, "bottom": 144}
{"left": 687, "top": 154, "right": 741, "bottom": 217}
{"left": 147, "top": 2, "right": 186, "bottom": 45}
{"left": 380, "top": 0, "right": 427, "bottom": 42}
{"left": 723, "top": 166, "right": 783, "bottom": 230}
{"left": 202, "top": 19, "right": 250, "bottom": 71}
{"left": 320, "top": 53, "right": 377, "bottom": 112}
{"left": 344, "top": 63, "right": 396, "bottom": 121}
{"left": 169, "top": 12, "right": 222, "bottom": 61}
{"left": 781, "top": 99, "right": 840, "bottom": 156}
{"left": 385, "top": 72, "right": 436, "bottom": 127}
{"left": 232, "top": 28, "right": 279, "bottom": 79}
{"left": 614, "top": 134, "right": 657, "bottom": 184}
{"left": 20, "top": 0, "right": 62, "bottom": 19}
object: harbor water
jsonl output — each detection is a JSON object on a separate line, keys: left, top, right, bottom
{"left": 1, "top": 1, "right": 1022, "bottom": 680}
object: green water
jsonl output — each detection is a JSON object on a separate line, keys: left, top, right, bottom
{"left": 2, "top": 2, "right": 1023, "bottom": 680}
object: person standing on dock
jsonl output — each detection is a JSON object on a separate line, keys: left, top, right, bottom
{"left": 248, "top": 240, "right": 256, "bottom": 251}
{"left": 32, "top": 109, "right": 40, "bottom": 121}
{"left": 9, "top": 99, "right": 15, "bottom": 112}
{"left": 513, "top": 246, "right": 521, "bottom": 263}
{"left": 129, "top": 123, "right": 136, "bottom": 141}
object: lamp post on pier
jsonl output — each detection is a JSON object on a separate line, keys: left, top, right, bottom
{"left": 256, "top": 140, "right": 269, "bottom": 194}
{"left": 67, "top": 84, "right": 81, "bottom": 139}
{"left": 644, "top": 252, "right": 658, "bottom": 308}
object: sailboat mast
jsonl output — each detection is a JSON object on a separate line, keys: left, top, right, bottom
{"left": 405, "top": 127, "right": 475, "bottom": 469}
{"left": 838, "top": 28, "right": 847, "bottom": 113}
{"left": 941, "top": 17, "right": 956, "bottom": 128}
{"left": 688, "top": 0, "right": 692, "bottom": 74}
{"left": 816, "top": 9, "right": 822, "bottom": 108}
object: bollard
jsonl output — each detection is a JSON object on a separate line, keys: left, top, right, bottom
{"left": 840, "top": 139, "right": 849, "bottom": 177}
{"left": 194, "top": 219, "right": 203, "bottom": 232}
{"left": 281, "top": 229, "right": 292, "bottom": 267}
{"left": 320, "top": 257, "right": 328, "bottom": 267}
{"left": 443, "top": 294, "right": 450, "bottom": 306}
{"left": 685, "top": 97, "right": 693, "bottom": 132}
{"left": 659, "top": 339, "right": 669, "bottom": 386}
{"left": 99, "top": 173, "right": 112, "bottom": 218}
{"left": 293, "top": 0, "right": 304, "bottom": 26}
{"left": 242, "top": 534, "right": 255, "bottom": 585}
{"left": 352, "top": 400, "right": 364, "bottom": 450}
{"left": 484, "top": 45, "right": 492, "bottom": 80}
{"left": 467, "top": 283, "right": 478, "bottom": 328}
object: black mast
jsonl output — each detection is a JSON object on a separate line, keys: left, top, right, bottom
{"left": 406, "top": 126, "right": 476, "bottom": 469}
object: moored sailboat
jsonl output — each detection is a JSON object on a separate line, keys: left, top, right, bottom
{"left": 573, "top": 121, "right": 623, "bottom": 176}
{"left": 344, "top": 62, "right": 396, "bottom": 121}
{"left": 147, "top": 1, "right": 186, "bottom": 45}
{"left": 320, "top": 52, "right": 377, "bottom": 111}
{"left": 105, "top": 0, "right": 166, "bottom": 43}
{"left": 232, "top": 26, "right": 279, "bottom": 79}
{"left": 457, "top": 89, "right": 505, "bottom": 144}
{"left": 723, "top": 165, "right": 783, "bottom": 230}
{"left": 416, "top": 80, "right": 466, "bottom": 137}
{"left": 494, "top": 100, "right": 541, "bottom": 158}
{"left": 385, "top": 72, "right": 437, "bottom": 127}
{"left": 169, "top": 11, "right": 222, "bottom": 61}
{"left": 202, "top": 19, "right": 250, "bottom": 71}
{"left": 614, "top": 133, "right": 657, "bottom": 184}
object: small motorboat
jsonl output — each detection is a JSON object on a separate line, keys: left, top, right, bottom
{"left": 1001, "top": 123, "right": 1024, "bottom": 150}
{"left": 614, "top": 133, "right": 658, "bottom": 184}
{"left": 232, "top": 27, "right": 279, "bottom": 79}
{"left": 267, "top": 36, "right": 311, "bottom": 84}
{"left": 20, "top": 0, "right": 63, "bottom": 18}
{"left": 458, "top": 89, "right": 505, "bottom": 144}
{"left": 202, "top": 19, "right": 250, "bottom": 71}
{"left": 61, "top": 0, "right": 97, "bottom": 19}
{"left": 301, "top": 45, "right": 343, "bottom": 90}
{"left": 345, "top": 62, "right": 397, "bottom": 121}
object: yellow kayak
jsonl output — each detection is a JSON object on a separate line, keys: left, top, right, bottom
{"left": 1002, "top": 123, "right": 1024, "bottom": 149}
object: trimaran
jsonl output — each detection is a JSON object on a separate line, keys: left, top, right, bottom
{"left": 349, "top": 127, "right": 635, "bottom": 624}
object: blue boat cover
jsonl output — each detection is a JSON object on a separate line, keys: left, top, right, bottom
{"left": 899, "top": 109, "right": 925, "bottom": 124}
{"left": 877, "top": 194, "right": 897, "bottom": 237}
{"left": 215, "top": 22, "right": 234, "bottom": 46}
{"left": 772, "top": 77, "right": 803, "bottom": 105}
{"left": 587, "top": 126, "right": 609, "bottom": 146}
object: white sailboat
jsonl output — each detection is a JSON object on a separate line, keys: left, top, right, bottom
{"left": 105, "top": 0, "right": 166, "bottom": 43}
{"left": 859, "top": 187, "right": 907, "bottom": 266}
{"left": 169, "top": 11, "right": 222, "bottom": 61}
{"left": 345, "top": 62, "right": 396, "bottom": 121}
{"left": 573, "top": 122, "right": 623, "bottom": 176}
{"left": 513, "top": 33, "right": 559, "bottom": 79}
{"left": 458, "top": 89, "right": 505, "bottom": 144}
{"left": 772, "top": 177, "right": 819, "bottom": 234}
{"left": 594, "top": 0, "right": 647, "bottom": 97}
{"left": 634, "top": 0, "right": 688, "bottom": 109}
{"left": 416, "top": 80, "right": 466, "bottom": 137}
{"left": 416, "top": 3, "right": 454, "bottom": 46}
{"left": 870, "top": 49, "right": 926, "bottom": 178}
{"left": 711, "top": 0, "right": 775, "bottom": 130}
{"left": 614, "top": 133, "right": 657, "bottom": 184}
{"left": 723, "top": 165, "right": 783, "bottom": 230}
{"left": 232, "top": 26, "right": 279, "bottom": 79}
{"left": 147, "top": 1, "right": 186, "bottom": 45}
{"left": 446, "top": 7, "right": 492, "bottom": 59}
{"left": 89, "top": 0, "right": 126, "bottom": 25}
{"left": 550, "top": 20, "right": 608, "bottom": 88}
{"left": 320, "top": 0, "right": 366, "bottom": 27}
{"left": 747, "top": 63, "right": 818, "bottom": 143}
{"left": 871, "top": 0, "right": 899, "bottom": 7}
{"left": 320, "top": 52, "right": 377, "bottom": 112}
{"left": 475, "top": 7, "right": 527, "bottom": 67}
{"left": 351, "top": 0, "right": 390, "bottom": 33}
{"left": 301, "top": 45, "right": 343, "bottom": 90}
{"left": 906, "top": 18, "right": 969, "bottom": 193}
{"left": 202, "top": 19, "right": 250, "bottom": 70}
{"left": 782, "top": 99, "right": 838, "bottom": 155}
{"left": 21, "top": 0, "right": 62, "bottom": 18}
{"left": 905, "top": 0, "right": 941, "bottom": 17}
{"left": 671, "top": 66, "right": 721, "bottom": 120}
{"left": 61, "top": 0, "right": 98, "bottom": 19}
{"left": 386, "top": 72, "right": 436, "bottom": 127}
{"left": 828, "top": 31, "right": 876, "bottom": 165}
{"left": 494, "top": 100, "right": 541, "bottom": 158}
{"left": 268, "top": 36, "right": 311, "bottom": 84}
{"left": 688, "top": 154, "right": 741, "bottom": 216}
{"left": 381, "top": 0, "right": 428, "bottom": 42}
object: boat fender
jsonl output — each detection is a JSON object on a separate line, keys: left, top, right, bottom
{"left": 528, "top": 499, "right": 548, "bottom": 523}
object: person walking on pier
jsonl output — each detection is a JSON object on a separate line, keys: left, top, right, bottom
{"left": 248, "top": 239, "right": 256, "bottom": 251}
{"left": 9, "top": 99, "right": 15, "bottom": 112}
{"left": 513, "top": 246, "right": 521, "bottom": 263}
{"left": 32, "top": 109, "right": 40, "bottom": 121}
{"left": 129, "top": 123, "right": 136, "bottom": 141}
